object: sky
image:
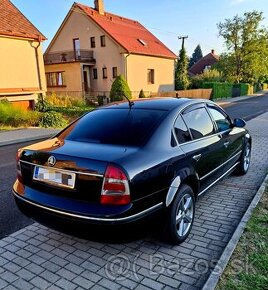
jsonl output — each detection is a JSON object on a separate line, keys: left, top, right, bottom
{"left": 11, "top": 0, "right": 268, "bottom": 57}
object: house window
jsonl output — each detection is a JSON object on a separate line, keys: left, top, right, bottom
{"left": 102, "top": 67, "right": 107, "bottom": 79}
{"left": 90, "top": 37, "right": 96, "bottom": 48}
{"left": 100, "top": 35, "right": 106, "bottom": 47}
{"left": 147, "top": 69, "right": 155, "bottom": 84}
{"left": 73, "top": 38, "right": 80, "bottom": 59}
{"left": 93, "top": 68, "right": 98, "bottom": 79}
{"left": 46, "top": 72, "right": 66, "bottom": 87}
{"left": 112, "top": 67, "right": 118, "bottom": 78}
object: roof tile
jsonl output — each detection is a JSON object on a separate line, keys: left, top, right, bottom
{"left": 76, "top": 3, "right": 176, "bottom": 59}
{"left": 0, "top": 0, "right": 46, "bottom": 40}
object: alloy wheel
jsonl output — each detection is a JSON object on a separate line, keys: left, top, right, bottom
{"left": 175, "top": 193, "right": 194, "bottom": 237}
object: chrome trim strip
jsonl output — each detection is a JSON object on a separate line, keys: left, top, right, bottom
{"left": 13, "top": 190, "right": 163, "bottom": 222}
{"left": 200, "top": 150, "right": 242, "bottom": 181}
{"left": 19, "top": 160, "right": 103, "bottom": 178}
{"left": 166, "top": 176, "right": 181, "bottom": 207}
{"left": 198, "top": 162, "right": 239, "bottom": 196}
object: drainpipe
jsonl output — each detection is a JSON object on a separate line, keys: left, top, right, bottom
{"left": 125, "top": 53, "right": 130, "bottom": 82}
{"left": 30, "top": 37, "right": 43, "bottom": 101}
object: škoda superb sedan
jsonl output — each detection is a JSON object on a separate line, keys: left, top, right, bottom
{"left": 13, "top": 98, "right": 251, "bottom": 243}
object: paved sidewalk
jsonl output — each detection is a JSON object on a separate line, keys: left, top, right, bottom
{"left": 216, "top": 90, "right": 268, "bottom": 106}
{"left": 0, "top": 112, "right": 267, "bottom": 289}
{"left": 0, "top": 128, "right": 60, "bottom": 147}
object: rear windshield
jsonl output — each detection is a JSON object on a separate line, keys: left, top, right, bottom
{"left": 64, "top": 108, "right": 168, "bottom": 146}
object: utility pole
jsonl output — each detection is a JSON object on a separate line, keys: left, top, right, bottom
{"left": 178, "top": 35, "right": 188, "bottom": 50}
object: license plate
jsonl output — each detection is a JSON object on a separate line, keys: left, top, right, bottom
{"left": 33, "top": 166, "right": 76, "bottom": 189}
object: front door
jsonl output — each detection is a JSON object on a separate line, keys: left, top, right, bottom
{"left": 180, "top": 104, "right": 225, "bottom": 192}
{"left": 83, "top": 71, "right": 89, "bottom": 93}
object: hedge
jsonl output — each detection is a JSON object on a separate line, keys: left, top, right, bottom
{"left": 202, "top": 82, "right": 233, "bottom": 99}
{"left": 233, "top": 83, "right": 251, "bottom": 96}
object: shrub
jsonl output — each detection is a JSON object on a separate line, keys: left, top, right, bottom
{"left": 139, "top": 89, "right": 146, "bottom": 98}
{"left": 35, "top": 95, "right": 51, "bottom": 112}
{"left": 254, "top": 83, "right": 262, "bottom": 93}
{"left": 202, "top": 82, "right": 233, "bottom": 99}
{"left": 38, "top": 111, "right": 67, "bottom": 128}
{"left": 110, "top": 75, "right": 132, "bottom": 102}
{"left": 52, "top": 106, "right": 92, "bottom": 120}
{"left": 0, "top": 98, "right": 10, "bottom": 105}
{"left": 190, "top": 69, "right": 223, "bottom": 89}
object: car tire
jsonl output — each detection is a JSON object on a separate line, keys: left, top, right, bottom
{"left": 165, "top": 184, "right": 195, "bottom": 244}
{"left": 235, "top": 142, "right": 251, "bottom": 175}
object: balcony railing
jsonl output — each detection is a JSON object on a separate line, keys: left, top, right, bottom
{"left": 44, "top": 50, "right": 95, "bottom": 65}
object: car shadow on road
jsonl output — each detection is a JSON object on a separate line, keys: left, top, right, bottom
{"left": 32, "top": 213, "right": 165, "bottom": 244}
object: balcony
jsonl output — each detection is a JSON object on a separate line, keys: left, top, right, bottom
{"left": 44, "top": 50, "right": 95, "bottom": 65}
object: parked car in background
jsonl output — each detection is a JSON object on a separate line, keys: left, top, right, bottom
{"left": 13, "top": 98, "right": 251, "bottom": 243}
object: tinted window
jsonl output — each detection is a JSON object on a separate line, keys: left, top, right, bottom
{"left": 65, "top": 109, "right": 167, "bottom": 146}
{"left": 174, "top": 115, "right": 191, "bottom": 144}
{"left": 183, "top": 107, "right": 214, "bottom": 140}
{"left": 208, "top": 106, "right": 231, "bottom": 132}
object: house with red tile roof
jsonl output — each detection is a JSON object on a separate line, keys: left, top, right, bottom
{"left": 189, "top": 50, "right": 220, "bottom": 76}
{"left": 0, "top": 0, "right": 47, "bottom": 109}
{"left": 44, "top": 0, "right": 177, "bottom": 98}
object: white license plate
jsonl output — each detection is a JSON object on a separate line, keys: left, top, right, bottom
{"left": 33, "top": 166, "right": 76, "bottom": 189}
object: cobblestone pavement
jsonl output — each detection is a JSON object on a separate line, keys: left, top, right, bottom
{"left": 0, "top": 113, "right": 268, "bottom": 290}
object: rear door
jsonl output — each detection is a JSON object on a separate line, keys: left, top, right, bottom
{"left": 176, "top": 104, "right": 224, "bottom": 192}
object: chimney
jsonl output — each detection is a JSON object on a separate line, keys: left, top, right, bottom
{"left": 211, "top": 49, "right": 215, "bottom": 55}
{"left": 94, "top": 0, "right": 105, "bottom": 15}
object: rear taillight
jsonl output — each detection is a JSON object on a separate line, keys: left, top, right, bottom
{"left": 16, "top": 149, "right": 23, "bottom": 182}
{"left": 100, "top": 165, "right": 131, "bottom": 205}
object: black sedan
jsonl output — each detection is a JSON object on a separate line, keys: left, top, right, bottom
{"left": 13, "top": 98, "right": 251, "bottom": 243}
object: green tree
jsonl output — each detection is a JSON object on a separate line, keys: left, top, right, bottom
{"left": 189, "top": 44, "right": 203, "bottom": 68}
{"left": 175, "top": 48, "right": 190, "bottom": 90}
{"left": 217, "top": 11, "right": 268, "bottom": 83}
{"left": 110, "top": 75, "right": 132, "bottom": 102}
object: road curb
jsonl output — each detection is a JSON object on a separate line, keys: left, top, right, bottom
{"left": 0, "top": 134, "right": 54, "bottom": 147}
{"left": 202, "top": 172, "right": 268, "bottom": 290}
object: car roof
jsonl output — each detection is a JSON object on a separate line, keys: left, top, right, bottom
{"left": 100, "top": 97, "right": 213, "bottom": 111}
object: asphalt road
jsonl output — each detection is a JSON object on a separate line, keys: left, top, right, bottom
{"left": 0, "top": 94, "right": 268, "bottom": 239}
{"left": 0, "top": 141, "right": 35, "bottom": 239}
{"left": 221, "top": 93, "right": 268, "bottom": 121}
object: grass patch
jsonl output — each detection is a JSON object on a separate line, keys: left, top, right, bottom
{"left": 0, "top": 96, "right": 94, "bottom": 129}
{"left": 0, "top": 102, "right": 40, "bottom": 127}
{"left": 216, "top": 187, "right": 268, "bottom": 290}
{"left": 52, "top": 106, "right": 92, "bottom": 121}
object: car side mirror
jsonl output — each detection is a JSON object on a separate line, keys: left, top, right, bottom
{"left": 233, "top": 118, "right": 246, "bottom": 128}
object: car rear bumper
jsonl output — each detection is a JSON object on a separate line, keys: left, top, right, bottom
{"left": 13, "top": 189, "right": 164, "bottom": 226}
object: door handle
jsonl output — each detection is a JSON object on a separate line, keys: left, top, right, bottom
{"left": 193, "top": 154, "right": 202, "bottom": 162}
{"left": 224, "top": 141, "right": 230, "bottom": 148}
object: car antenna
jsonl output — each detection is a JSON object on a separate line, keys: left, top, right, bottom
{"left": 123, "top": 94, "right": 134, "bottom": 108}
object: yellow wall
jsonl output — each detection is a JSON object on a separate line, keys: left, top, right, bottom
{"left": 45, "top": 62, "right": 82, "bottom": 95}
{"left": 0, "top": 35, "right": 46, "bottom": 98}
{"left": 45, "top": 7, "right": 175, "bottom": 95}
{"left": 46, "top": 7, "right": 125, "bottom": 93}
{"left": 126, "top": 54, "right": 175, "bottom": 95}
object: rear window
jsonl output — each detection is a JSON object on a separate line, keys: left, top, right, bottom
{"left": 64, "top": 108, "right": 167, "bottom": 146}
